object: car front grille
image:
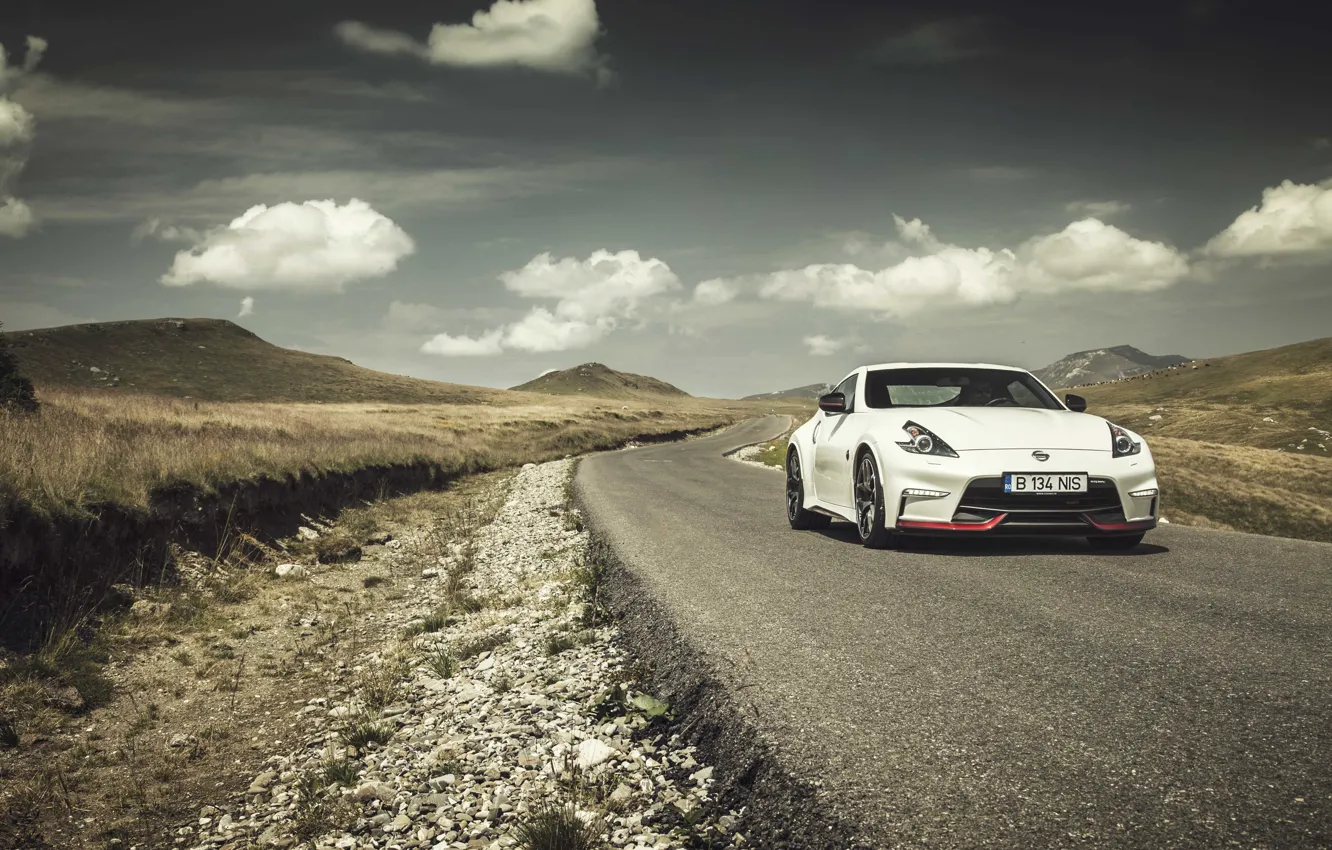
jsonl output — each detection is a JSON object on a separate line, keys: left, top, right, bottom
{"left": 957, "top": 477, "right": 1122, "bottom": 512}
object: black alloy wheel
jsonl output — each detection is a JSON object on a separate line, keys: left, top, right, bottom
{"left": 786, "top": 450, "right": 830, "bottom": 530}
{"left": 854, "top": 452, "right": 894, "bottom": 549}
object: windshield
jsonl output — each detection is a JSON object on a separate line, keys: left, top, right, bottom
{"left": 863, "top": 367, "right": 1063, "bottom": 410}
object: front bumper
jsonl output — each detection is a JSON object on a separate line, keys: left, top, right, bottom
{"left": 886, "top": 447, "right": 1158, "bottom": 537}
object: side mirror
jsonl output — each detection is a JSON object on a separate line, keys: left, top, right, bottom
{"left": 818, "top": 392, "right": 846, "bottom": 414}
{"left": 1065, "top": 393, "right": 1087, "bottom": 412}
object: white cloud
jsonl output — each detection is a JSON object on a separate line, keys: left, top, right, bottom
{"left": 420, "top": 329, "right": 504, "bottom": 356}
{"left": 1203, "top": 179, "right": 1332, "bottom": 261}
{"left": 1022, "top": 219, "right": 1189, "bottom": 292}
{"left": 0, "top": 196, "right": 34, "bottom": 237}
{"left": 0, "top": 35, "right": 45, "bottom": 239}
{"left": 1065, "top": 200, "right": 1131, "bottom": 219}
{"left": 0, "top": 98, "right": 33, "bottom": 146}
{"left": 333, "top": 22, "right": 430, "bottom": 59}
{"left": 499, "top": 249, "right": 678, "bottom": 319}
{"left": 237, "top": 296, "right": 254, "bottom": 317}
{"left": 421, "top": 249, "right": 680, "bottom": 356}
{"left": 160, "top": 198, "right": 416, "bottom": 291}
{"left": 337, "top": 0, "right": 609, "bottom": 83}
{"left": 749, "top": 214, "right": 1189, "bottom": 319}
{"left": 804, "top": 335, "right": 845, "bottom": 356}
{"left": 500, "top": 308, "right": 611, "bottom": 352}
{"left": 132, "top": 217, "right": 203, "bottom": 244}
{"left": 692, "top": 278, "right": 737, "bottom": 305}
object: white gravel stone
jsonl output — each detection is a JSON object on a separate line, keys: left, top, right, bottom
{"left": 175, "top": 458, "right": 744, "bottom": 850}
{"left": 727, "top": 443, "right": 780, "bottom": 471}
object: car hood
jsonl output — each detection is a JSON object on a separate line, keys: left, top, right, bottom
{"left": 887, "top": 407, "right": 1115, "bottom": 451}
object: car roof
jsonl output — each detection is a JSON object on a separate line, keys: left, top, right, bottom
{"left": 857, "top": 362, "right": 1032, "bottom": 372}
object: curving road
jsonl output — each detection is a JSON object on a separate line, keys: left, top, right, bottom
{"left": 577, "top": 416, "right": 1332, "bottom": 849}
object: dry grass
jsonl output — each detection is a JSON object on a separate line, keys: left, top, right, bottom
{"left": 1070, "top": 336, "right": 1332, "bottom": 454}
{"left": 0, "top": 388, "right": 773, "bottom": 517}
{"left": 0, "top": 473, "right": 509, "bottom": 849}
{"left": 1064, "top": 337, "right": 1332, "bottom": 540}
{"left": 1151, "top": 437, "right": 1332, "bottom": 542}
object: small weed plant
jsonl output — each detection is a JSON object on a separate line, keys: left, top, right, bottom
{"left": 512, "top": 803, "right": 606, "bottom": 850}
{"left": 344, "top": 714, "right": 393, "bottom": 749}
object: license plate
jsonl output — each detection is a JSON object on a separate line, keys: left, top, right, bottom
{"left": 1003, "top": 473, "right": 1088, "bottom": 494}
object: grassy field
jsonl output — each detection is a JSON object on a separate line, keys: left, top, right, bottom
{"left": 1069, "top": 336, "right": 1332, "bottom": 454}
{"left": 1064, "top": 337, "right": 1332, "bottom": 540}
{"left": 0, "top": 388, "right": 779, "bottom": 517}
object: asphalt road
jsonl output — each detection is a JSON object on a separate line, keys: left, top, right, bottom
{"left": 577, "top": 416, "right": 1332, "bottom": 849}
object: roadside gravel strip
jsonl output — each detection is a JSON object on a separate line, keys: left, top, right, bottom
{"left": 723, "top": 444, "right": 779, "bottom": 472}
{"left": 175, "top": 459, "right": 746, "bottom": 850}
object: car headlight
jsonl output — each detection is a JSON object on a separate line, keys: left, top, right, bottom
{"left": 896, "top": 421, "right": 959, "bottom": 458}
{"left": 1109, "top": 423, "right": 1141, "bottom": 457}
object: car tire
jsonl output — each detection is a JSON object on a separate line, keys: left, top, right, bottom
{"left": 786, "top": 450, "right": 831, "bottom": 530}
{"left": 1088, "top": 533, "right": 1146, "bottom": 551}
{"left": 854, "top": 451, "right": 895, "bottom": 549}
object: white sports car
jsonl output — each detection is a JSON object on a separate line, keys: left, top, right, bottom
{"left": 785, "top": 363, "right": 1159, "bottom": 550}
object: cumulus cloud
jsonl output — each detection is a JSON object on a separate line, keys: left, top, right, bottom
{"left": 237, "top": 296, "right": 254, "bottom": 317}
{"left": 0, "top": 35, "right": 46, "bottom": 239}
{"left": 420, "top": 329, "right": 504, "bottom": 356}
{"left": 1203, "top": 179, "right": 1332, "bottom": 262}
{"left": 132, "top": 217, "right": 203, "bottom": 244}
{"left": 159, "top": 198, "right": 415, "bottom": 291}
{"left": 747, "top": 214, "right": 1189, "bottom": 319}
{"left": 804, "top": 335, "right": 845, "bottom": 356}
{"left": 337, "top": 0, "right": 609, "bottom": 83}
{"left": 0, "top": 98, "right": 33, "bottom": 146}
{"left": 692, "top": 279, "right": 737, "bottom": 305}
{"left": 1022, "top": 219, "right": 1189, "bottom": 292}
{"left": 421, "top": 249, "right": 680, "bottom": 356}
{"left": 1065, "top": 200, "right": 1131, "bottom": 219}
{"left": 0, "top": 196, "right": 34, "bottom": 237}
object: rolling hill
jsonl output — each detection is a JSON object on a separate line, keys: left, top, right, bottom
{"left": 742, "top": 382, "right": 833, "bottom": 401}
{"left": 1, "top": 318, "right": 511, "bottom": 404}
{"left": 1075, "top": 336, "right": 1332, "bottom": 454}
{"left": 510, "top": 362, "right": 688, "bottom": 399}
{"left": 1034, "top": 345, "right": 1190, "bottom": 388}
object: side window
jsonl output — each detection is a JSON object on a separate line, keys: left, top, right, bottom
{"left": 1006, "top": 379, "right": 1041, "bottom": 408}
{"left": 833, "top": 373, "right": 859, "bottom": 413}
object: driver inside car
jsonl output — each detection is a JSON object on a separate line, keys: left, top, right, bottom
{"left": 958, "top": 381, "right": 995, "bottom": 406}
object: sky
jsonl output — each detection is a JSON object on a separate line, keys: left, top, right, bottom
{"left": 0, "top": 0, "right": 1329, "bottom": 398}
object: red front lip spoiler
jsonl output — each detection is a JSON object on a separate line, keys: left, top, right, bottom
{"left": 896, "top": 513, "right": 1158, "bottom": 533}
{"left": 897, "top": 514, "right": 1008, "bottom": 532}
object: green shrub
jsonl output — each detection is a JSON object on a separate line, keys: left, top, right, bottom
{"left": 0, "top": 323, "right": 38, "bottom": 414}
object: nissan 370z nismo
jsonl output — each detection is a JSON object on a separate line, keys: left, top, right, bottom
{"left": 784, "top": 364, "right": 1160, "bottom": 550}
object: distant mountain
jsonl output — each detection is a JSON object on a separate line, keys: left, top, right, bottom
{"left": 1034, "top": 345, "right": 1191, "bottom": 389}
{"left": 1, "top": 318, "right": 507, "bottom": 404}
{"left": 742, "top": 382, "right": 833, "bottom": 401}
{"left": 510, "top": 362, "right": 689, "bottom": 399}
